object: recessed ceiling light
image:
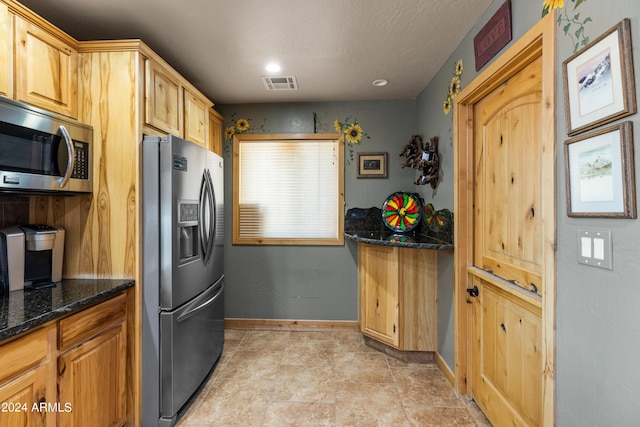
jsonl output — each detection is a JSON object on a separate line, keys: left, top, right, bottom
{"left": 265, "top": 63, "right": 281, "bottom": 73}
{"left": 372, "top": 79, "right": 389, "bottom": 87}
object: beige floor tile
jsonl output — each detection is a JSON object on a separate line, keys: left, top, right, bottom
{"left": 391, "top": 367, "right": 465, "bottom": 408}
{"left": 262, "top": 402, "right": 335, "bottom": 427}
{"left": 385, "top": 353, "right": 438, "bottom": 369}
{"left": 404, "top": 406, "right": 478, "bottom": 426}
{"left": 282, "top": 339, "right": 334, "bottom": 366}
{"left": 272, "top": 364, "right": 335, "bottom": 403}
{"left": 334, "top": 352, "right": 393, "bottom": 383}
{"left": 333, "top": 331, "right": 378, "bottom": 353}
{"left": 237, "top": 330, "right": 291, "bottom": 352}
{"left": 288, "top": 330, "right": 335, "bottom": 342}
{"left": 335, "top": 382, "right": 410, "bottom": 426}
{"left": 176, "top": 329, "right": 491, "bottom": 427}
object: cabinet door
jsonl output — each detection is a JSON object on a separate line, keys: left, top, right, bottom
{"left": 58, "top": 321, "right": 127, "bottom": 427}
{"left": 209, "top": 108, "right": 223, "bottom": 155}
{"left": 14, "top": 17, "right": 77, "bottom": 117}
{"left": 359, "top": 243, "right": 400, "bottom": 347}
{"left": 0, "top": 2, "right": 12, "bottom": 98}
{"left": 0, "top": 364, "right": 51, "bottom": 427}
{"left": 473, "top": 278, "right": 542, "bottom": 427}
{"left": 184, "top": 88, "right": 209, "bottom": 147}
{"left": 145, "top": 59, "right": 182, "bottom": 136}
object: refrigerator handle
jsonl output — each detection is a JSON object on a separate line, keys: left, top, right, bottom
{"left": 199, "top": 172, "right": 209, "bottom": 262}
{"left": 205, "top": 169, "right": 216, "bottom": 264}
{"left": 176, "top": 281, "right": 225, "bottom": 323}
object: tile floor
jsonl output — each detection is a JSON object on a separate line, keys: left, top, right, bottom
{"left": 177, "top": 329, "right": 492, "bottom": 426}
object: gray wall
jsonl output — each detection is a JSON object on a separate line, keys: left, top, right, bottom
{"left": 217, "top": 101, "right": 416, "bottom": 320}
{"left": 416, "top": 0, "right": 640, "bottom": 425}
{"left": 220, "top": 0, "right": 640, "bottom": 423}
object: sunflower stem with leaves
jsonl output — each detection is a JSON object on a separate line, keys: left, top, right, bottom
{"left": 542, "top": 0, "right": 592, "bottom": 53}
{"left": 333, "top": 116, "right": 370, "bottom": 164}
{"left": 443, "top": 60, "right": 463, "bottom": 115}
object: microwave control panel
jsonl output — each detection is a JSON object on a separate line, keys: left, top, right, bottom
{"left": 71, "top": 141, "right": 89, "bottom": 180}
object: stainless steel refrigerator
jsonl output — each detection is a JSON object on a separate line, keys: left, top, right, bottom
{"left": 141, "top": 134, "right": 224, "bottom": 427}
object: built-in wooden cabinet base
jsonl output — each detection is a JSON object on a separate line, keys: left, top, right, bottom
{"left": 358, "top": 242, "right": 438, "bottom": 352}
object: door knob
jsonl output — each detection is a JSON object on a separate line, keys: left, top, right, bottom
{"left": 466, "top": 286, "right": 479, "bottom": 298}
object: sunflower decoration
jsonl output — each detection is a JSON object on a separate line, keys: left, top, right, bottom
{"left": 334, "top": 116, "right": 370, "bottom": 164}
{"left": 443, "top": 98, "right": 452, "bottom": 115}
{"left": 345, "top": 123, "right": 364, "bottom": 144}
{"left": 443, "top": 60, "right": 463, "bottom": 115}
{"left": 542, "top": 0, "right": 564, "bottom": 16}
{"left": 223, "top": 116, "right": 252, "bottom": 140}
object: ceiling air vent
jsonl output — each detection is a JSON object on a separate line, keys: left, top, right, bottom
{"left": 262, "top": 76, "right": 298, "bottom": 91}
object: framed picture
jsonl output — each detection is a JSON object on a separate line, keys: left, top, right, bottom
{"left": 357, "top": 152, "right": 388, "bottom": 178}
{"left": 563, "top": 18, "right": 636, "bottom": 136}
{"left": 564, "top": 121, "right": 636, "bottom": 218}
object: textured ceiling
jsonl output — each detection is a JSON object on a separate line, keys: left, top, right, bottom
{"left": 17, "top": 0, "right": 493, "bottom": 105}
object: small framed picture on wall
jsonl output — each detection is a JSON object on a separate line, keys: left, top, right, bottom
{"left": 357, "top": 152, "right": 388, "bottom": 178}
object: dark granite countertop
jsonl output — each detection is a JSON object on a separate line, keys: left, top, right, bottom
{"left": 345, "top": 230, "right": 453, "bottom": 250}
{"left": 0, "top": 279, "right": 134, "bottom": 342}
{"left": 344, "top": 205, "right": 454, "bottom": 250}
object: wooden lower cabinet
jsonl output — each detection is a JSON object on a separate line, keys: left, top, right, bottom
{"left": 0, "top": 293, "right": 128, "bottom": 427}
{"left": 57, "top": 294, "right": 127, "bottom": 427}
{"left": 358, "top": 243, "right": 437, "bottom": 351}
{"left": 0, "top": 327, "right": 56, "bottom": 427}
{"left": 57, "top": 322, "right": 126, "bottom": 427}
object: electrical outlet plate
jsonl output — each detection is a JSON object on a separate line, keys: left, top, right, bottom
{"left": 577, "top": 229, "right": 612, "bottom": 270}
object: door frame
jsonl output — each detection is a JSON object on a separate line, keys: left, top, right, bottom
{"left": 453, "top": 13, "right": 557, "bottom": 426}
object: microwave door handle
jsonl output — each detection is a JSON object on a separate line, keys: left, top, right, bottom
{"left": 57, "top": 125, "right": 75, "bottom": 188}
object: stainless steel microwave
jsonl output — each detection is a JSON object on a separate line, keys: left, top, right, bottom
{"left": 0, "top": 96, "right": 92, "bottom": 194}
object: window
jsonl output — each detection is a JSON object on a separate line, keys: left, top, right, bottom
{"left": 233, "top": 133, "right": 344, "bottom": 245}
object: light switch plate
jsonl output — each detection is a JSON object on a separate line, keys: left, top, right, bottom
{"left": 577, "top": 229, "right": 612, "bottom": 270}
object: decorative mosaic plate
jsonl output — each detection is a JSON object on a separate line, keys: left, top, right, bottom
{"left": 382, "top": 192, "right": 423, "bottom": 233}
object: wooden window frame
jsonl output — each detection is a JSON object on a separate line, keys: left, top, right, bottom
{"left": 232, "top": 133, "right": 345, "bottom": 245}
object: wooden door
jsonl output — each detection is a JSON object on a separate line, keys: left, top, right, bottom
{"left": 471, "top": 53, "right": 544, "bottom": 427}
{"left": 453, "top": 14, "right": 556, "bottom": 427}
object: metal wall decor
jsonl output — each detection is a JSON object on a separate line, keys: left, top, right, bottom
{"left": 399, "top": 135, "right": 440, "bottom": 187}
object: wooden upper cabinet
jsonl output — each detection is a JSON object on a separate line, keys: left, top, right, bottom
{"left": 184, "top": 88, "right": 209, "bottom": 147}
{"left": 145, "top": 58, "right": 183, "bottom": 136}
{"left": 0, "top": 2, "right": 12, "bottom": 98}
{"left": 208, "top": 108, "right": 223, "bottom": 155}
{"left": 14, "top": 16, "right": 77, "bottom": 118}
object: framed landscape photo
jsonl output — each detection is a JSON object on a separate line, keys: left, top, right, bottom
{"left": 564, "top": 122, "right": 636, "bottom": 218}
{"left": 563, "top": 18, "right": 636, "bottom": 136}
{"left": 357, "top": 152, "right": 388, "bottom": 178}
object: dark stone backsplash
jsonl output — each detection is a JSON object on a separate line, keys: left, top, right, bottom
{"left": 0, "top": 195, "right": 30, "bottom": 228}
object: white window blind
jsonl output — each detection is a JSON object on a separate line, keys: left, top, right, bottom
{"left": 233, "top": 134, "right": 344, "bottom": 245}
